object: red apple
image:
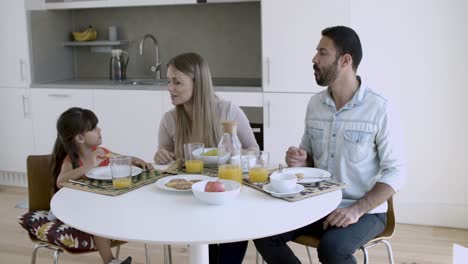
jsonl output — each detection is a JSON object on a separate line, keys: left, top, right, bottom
{"left": 204, "top": 181, "right": 225, "bottom": 192}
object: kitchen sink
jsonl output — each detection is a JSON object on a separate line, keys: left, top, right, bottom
{"left": 120, "top": 79, "right": 167, "bottom": 86}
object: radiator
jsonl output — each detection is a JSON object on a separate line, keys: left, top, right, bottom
{"left": 0, "top": 171, "right": 27, "bottom": 187}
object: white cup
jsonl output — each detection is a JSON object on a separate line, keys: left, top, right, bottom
{"left": 270, "top": 173, "right": 297, "bottom": 193}
{"left": 108, "top": 26, "right": 118, "bottom": 41}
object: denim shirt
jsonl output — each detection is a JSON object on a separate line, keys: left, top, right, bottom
{"left": 300, "top": 79, "right": 405, "bottom": 214}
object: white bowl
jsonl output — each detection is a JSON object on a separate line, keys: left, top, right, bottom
{"left": 192, "top": 147, "right": 230, "bottom": 167}
{"left": 269, "top": 173, "right": 297, "bottom": 193}
{"left": 191, "top": 179, "right": 241, "bottom": 205}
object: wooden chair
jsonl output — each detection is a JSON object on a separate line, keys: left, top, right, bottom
{"left": 22, "top": 154, "right": 128, "bottom": 264}
{"left": 293, "top": 197, "right": 396, "bottom": 264}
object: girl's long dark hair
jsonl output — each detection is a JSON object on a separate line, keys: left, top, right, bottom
{"left": 51, "top": 107, "right": 98, "bottom": 192}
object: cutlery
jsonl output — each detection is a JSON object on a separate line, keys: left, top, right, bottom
{"left": 68, "top": 179, "right": 107, "bottom": 190}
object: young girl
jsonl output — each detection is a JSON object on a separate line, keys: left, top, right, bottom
{"left": 51, "top": 107, "right": 153, "bottom": 264}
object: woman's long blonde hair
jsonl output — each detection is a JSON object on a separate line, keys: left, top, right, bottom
{"left": 168, "top": 52, "right": 222, "bottom": 159}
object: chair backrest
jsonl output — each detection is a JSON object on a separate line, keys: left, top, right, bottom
{"left": 27, "top": 154, "right": 54, "bottom": 212}
{"left": 378, "top": 196, "right": 395, "bottom": 238}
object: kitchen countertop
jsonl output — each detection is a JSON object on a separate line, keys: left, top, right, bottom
{"left": 31, "top": 77, "right": 262, "bottom": 93}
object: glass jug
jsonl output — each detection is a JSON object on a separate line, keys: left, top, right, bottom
{"left": 218, "top": 121, "right": 243, "bottom": 184}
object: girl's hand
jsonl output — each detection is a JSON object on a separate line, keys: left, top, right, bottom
{"left": 84, "top": 148, "right": 105, "bottom": 169}
{"left": 154, "top": 149, "right": 175, "bottom": 164}
{"left": 132, "top": 157, "right": 154, "bottom": 170}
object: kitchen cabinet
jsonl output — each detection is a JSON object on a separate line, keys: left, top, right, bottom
{"left": 40, "top": 0, "right": 196, "bottom": 9}
{"left": 0, "top": 0, "right": 30, "bottom": 87}
{"left": 107, "top": 0, "right": 195, "bottom": 8}
{"left": 261, "top": 0, "right": 350, "bottom": 93}
{"left": 94, "top": 89, "right": 164, "bottom": 162}
{"left": 31, "top": 88, "right": 94, "bottom": 154}
{"left": 43, "top": 0, "right": 107, "bottom": 10}
{"left": 0, "top": 88, "right": 34, "bottom": 172}
{"left": 263, "top": 92, "right": 314, "bottom": 165}
{"left": 217, "top": 91, "right": 263, "bottom": 107}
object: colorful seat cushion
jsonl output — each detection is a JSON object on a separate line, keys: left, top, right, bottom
{"left": 18, "top": 210, "right": 97, "bottom": 253}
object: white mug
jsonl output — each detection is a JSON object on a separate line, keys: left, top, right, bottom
{"left": 108, "top": 26, "right": 118, "bottom": 41}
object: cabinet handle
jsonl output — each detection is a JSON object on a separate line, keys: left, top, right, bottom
{"left": 266, "top": 57, "right": 271, "bottom": 87}
{"left": 48, "top": 94, "right": 71, "bottom": 98}
{"left": 22, "top": 94, "right": 29, "bottom": 118}
{"left": 265, "top": 99, "right": 271, "bottom": 128}
{"left": 19, "top": 59, "right": 25, "bottom": 81}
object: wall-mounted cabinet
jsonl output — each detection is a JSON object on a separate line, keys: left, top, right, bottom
{"left": 262, "top": 0, "right": 350, "bottom": 93}
{"left": 1, "top": 0, "right": 30, "bottom": 87}
{"left": 40, "top": 0, "right": 197, "bottom": 9}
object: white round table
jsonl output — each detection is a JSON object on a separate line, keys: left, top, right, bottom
{"left": 51, "top": 179, "right": 341, "bottom": 264}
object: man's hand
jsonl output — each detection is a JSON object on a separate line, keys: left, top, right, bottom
{"left": 323, "top": 207, "right": 362, "bottom": 229}
{"left": 285, "top": 146, "right": 308, "bottom": 167}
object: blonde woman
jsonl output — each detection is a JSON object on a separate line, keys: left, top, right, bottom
{"left": 154, "top": 52, "right": 259, "bottom": 264}
{"left": 155, "top": 52, "right": 259, "bottom": 163}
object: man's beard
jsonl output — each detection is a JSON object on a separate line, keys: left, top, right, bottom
{"left": 314, "top": 60, "right": 339, "bottom": 86}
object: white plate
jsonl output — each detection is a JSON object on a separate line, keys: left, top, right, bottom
{"left": 86, "top": 166, "right": 143, "bottom": 180}
{"left": 271, "top": 167, "right": 331, "bottom": 183}
{"left": 263, "top": 183, "right": 304, "bottom": 198}
{"left": 156, "top": 174, "right": 216, "bottom": 192}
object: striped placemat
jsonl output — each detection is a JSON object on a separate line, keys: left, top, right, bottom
{"left": 243, "top": 179, "right": 346, "bottom": 202}
{"left": 62, "top": 170, "right": 172, "bottom": 196}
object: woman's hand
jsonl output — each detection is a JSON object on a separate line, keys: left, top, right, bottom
{"left": 132, "top": 157, "right": 154, "bottom": 170}
{"left": 154, "top": 148, "right": 175, "bottom": 164}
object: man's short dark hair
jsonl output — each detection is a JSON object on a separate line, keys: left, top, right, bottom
{"left": 322, "top": 26, "right": 362, "bottom": 71}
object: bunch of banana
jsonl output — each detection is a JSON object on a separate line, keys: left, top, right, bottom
{"left": 72, "top": 26, "right": 97, "bottom": 42}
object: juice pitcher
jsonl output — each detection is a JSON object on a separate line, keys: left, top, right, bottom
{"left": 218, "top": 121, "right": 243, "bottom": 184}
{"left": 109, "top": 49, "right": 129, "bottom": 80}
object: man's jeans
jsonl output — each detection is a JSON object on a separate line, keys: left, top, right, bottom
{"left": 254, "top": 213, "right": 386, "bottom": 264}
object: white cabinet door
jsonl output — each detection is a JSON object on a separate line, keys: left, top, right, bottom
{"left": 43, "top": 0, "right": 107, "bottom": 10}
{"left": 0, "top": 0, "right": 30, "bottom": 87}
{"left": 94, "top": 89, "right": 163, "bottom": 162}
{"left": 0, "top": 88, "right": 34, "bottom": 172}
{"left": 107, "top": 0, "right": 195, "bottom": 8}
{"left": 262, "top": 0, "right": 349, "bottom": 93}
{"left": 263, "top": 92, "right": 314, "bottom": 166}
{"left": 31, "top": 89, "right": 94, "bottom": 154}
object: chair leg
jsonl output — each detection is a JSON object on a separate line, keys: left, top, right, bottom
{"left": 53, "top": 249, "right": 61, "bottom": 264}
{"left": 115, "top": 245, "right": 121, "bottom": 259}
{"left": 381, "top": 240, "right": 395, "bottom": 264}
{"left": 31, "top": 243, "right": 48, "bottom": 264}
{"left": 305, "top": 246, "right": 313, "bottom": 264}
{"left": 144, "top": 243, "right": 151, "bottom": 264}
{"left": 163, "top": 244, "right": 172, "bottom": 264}
{"left": 361, "top": 247, "right": 369, "bottom": 264}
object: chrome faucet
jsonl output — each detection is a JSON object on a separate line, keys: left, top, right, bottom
{"left": 139, "top": 34, "right": 161, "bottom": 80}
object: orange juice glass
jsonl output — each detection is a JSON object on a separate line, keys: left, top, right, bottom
{"left": 248, "top": 151, "right": 269, "bottom": 183}
{"left": 110, "top": 155, "right": 132, "bottom": 189}
{"left": 218, "top": 164, "right": 243, "bottom": 184}
{"left": 112, "top": 177, "right": 132, "bottom": 188}
{"left": 184, "top": 143, "right": 204, "bottom": 174}
{"left": 185, "top": 159, "right": 204, "bottom": 174}
{"left": 248, "top": 167, "right": 269, "bottom": 183}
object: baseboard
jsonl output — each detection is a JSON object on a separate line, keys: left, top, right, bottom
{"left": 396, "top": 201, "right": 468, "bottom": 229}
{"left": 0, "top": 171, "right": 27, "bottom": 187}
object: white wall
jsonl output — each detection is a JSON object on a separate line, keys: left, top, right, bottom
{"left": 350, "top": 0, "right": 468, "bottom": 228}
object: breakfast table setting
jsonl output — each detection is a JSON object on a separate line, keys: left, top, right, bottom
{"left": 51, "top": 153, "right": 346, "bottom": 264}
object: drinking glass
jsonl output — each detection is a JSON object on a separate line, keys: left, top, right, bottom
{"left": 248, "top": 151, "right": 269, "bottom": 183}
{"left": 110, "top": 155, "right": 132, "bottom": 189}
{"left": 184, "top": 143, "right": 204, "bottom": 174}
